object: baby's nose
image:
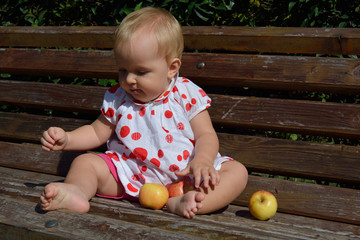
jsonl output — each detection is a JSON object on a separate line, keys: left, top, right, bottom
{"left": 125, "top": 73, "right": 137, "bottom": 85}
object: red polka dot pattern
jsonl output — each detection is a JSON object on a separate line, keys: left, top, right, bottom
{"left": 100, "top": 77, "right": 222, "bottom": 198}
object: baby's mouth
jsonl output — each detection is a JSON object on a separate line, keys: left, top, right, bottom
{"left": 130, "top": 89, "right": 141, "bottom": 95}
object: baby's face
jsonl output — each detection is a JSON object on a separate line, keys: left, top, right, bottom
{"left": 114, "top": 31, "right": 172, "bottom": 103}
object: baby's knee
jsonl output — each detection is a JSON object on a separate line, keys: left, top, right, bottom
{"left": 223, "top": 160, "right": 248, "bottom": 184}
{"left": 70, "top": 153, "right": 104, "bottom": 170}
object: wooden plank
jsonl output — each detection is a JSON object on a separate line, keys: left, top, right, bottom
{"left": 1, "top": 167, "right": 359, "bottom": 238}
{"left": 210, "top": 95, "right": 360, "bottom": 139}
{"left": 1, "top": 138, "right": 359, "bottom": 196}
{"left": 0, "top": 143, "right": 360, "bottom": 224}
{"left": 1, "top": 81, "right": 360, "bottom": 138}
{"left": 0, "top": 26, "right": 117, "bottom": 49}
{"left": 0, "top": 48, "right": 117, "bottom": 79}
{"left": 5, "top": 50, "right": 360, "bottom": 93}
{"left": 181, "top": 53, "right": 360, "bottom": 93}
{"left": 0, "top": 80, "right": 106, "bottom": 112}
{"left": 1, "top": 26, "right": 360, "bottom": 55}
{"left": 182, "top": 26, "right": 360, "bottom": 55}
{"left": 217, "top": 134, "right": 360, "bottom": 185}
{"left": 1, "top": 166, "right": 359, "bottom": 230}
{"left": 237, "top": 175, "right": 360, "bottom": 225}
{"left": 0, "top": 199, "right": 203, "bottom": 240}
{"left": 1, "top": 49, "right": 360, "bottom": 93}
{"left": 0, "top": 112, "right": 89, "bottom": 143}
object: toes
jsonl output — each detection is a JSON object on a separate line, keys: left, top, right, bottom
{"left": 191, "top": 207, "right": 198, "bottom": 214}
{"left": 195, "top": 192, "right": 205, "bottom": 202}
{"left": 186, "top": 210, "right": 195, "bottom": 219}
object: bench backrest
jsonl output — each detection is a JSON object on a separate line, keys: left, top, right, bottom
{"left": 0, "top": 26, "right": 359, "bottom": 225}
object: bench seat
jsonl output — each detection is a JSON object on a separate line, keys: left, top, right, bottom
{"left": 0, "top": 26, "right": 359, "bottom": 239}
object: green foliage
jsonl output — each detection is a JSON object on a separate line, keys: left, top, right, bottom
{"left": 1, "top": 0, "right": 359, "bottom": 27}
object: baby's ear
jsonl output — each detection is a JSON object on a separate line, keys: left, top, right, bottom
{"left": 168, "top": 58, "right": 181, "bottom": 79}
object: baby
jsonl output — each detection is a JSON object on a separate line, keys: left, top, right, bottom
{"left": 40, "top": 7, "right": 248, "bottom": 218}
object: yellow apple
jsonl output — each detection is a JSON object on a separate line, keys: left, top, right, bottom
{"left": 139, "top": 183, "right": 169, "bottom": 210}
{"left": 248, "top": 190, "right": 278, "bottom": 220}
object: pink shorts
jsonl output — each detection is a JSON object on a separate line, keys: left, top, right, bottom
{"left": 93, "top": 153, "right": 138, "bottom": 201}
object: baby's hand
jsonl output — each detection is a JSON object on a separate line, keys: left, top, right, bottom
{"left": 175, "top": 159, "right": 220, "bottom": 189}
{"left": 40, "top": 127, "right": 68, "bottom": 151}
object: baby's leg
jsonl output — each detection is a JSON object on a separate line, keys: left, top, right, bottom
{"left": 40, "top": 153, "right": 122, "bottom": 212}
{"left": 167, "top": 161, "right": 247, "bottom": 218}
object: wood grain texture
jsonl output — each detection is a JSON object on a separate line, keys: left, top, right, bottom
{"left": 1, "top": 134, "right": 359, "bottom": 192}
{"left": 1, "top": 26, "right": 360, "bottom": 237}
{"left": 1, "top": 167, "right": 359, "bottom": 236}
{"left": 1, "top": 26, "right": 360, "bottom": 54}
{"left": 1, "top": 81, "right": 359, "bottom": 138}
{"left": 1, "top": 48, "right": 360, "bottom": 93}
{"left": 0, "top": 142, "right": 360, "bottom": 224}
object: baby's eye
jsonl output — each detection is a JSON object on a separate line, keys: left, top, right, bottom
{"left": 137, "top": 70, "right": 148, "bottom": 76}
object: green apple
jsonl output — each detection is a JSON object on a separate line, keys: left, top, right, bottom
{"left": 248, "top": 190, "right": 278, "bottom": 220}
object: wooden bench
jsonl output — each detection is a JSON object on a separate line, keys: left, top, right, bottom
{"left": 0, "top": 26, "right": 359, "bottom": 239}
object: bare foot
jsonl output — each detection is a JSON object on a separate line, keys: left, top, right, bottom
{"left": 166, "top": 191, "right": 205, "bottom": 218}
{"left": 40, "top": 182, "right": 90, "bottom": 213}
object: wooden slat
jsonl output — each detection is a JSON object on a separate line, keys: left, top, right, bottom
{"left": 0, "top": 80, "right": 105, "bottom": 112}
{"left": 1, "top": 165, "right": 359, "bottom": 226}
{"left": 1, "top": 123, "right": 359, "bottom": 186}
{"left": 2, "top": 169, "right": 359, "bottom": 240}
{"left": 239, "top": 175, "right": 360, "bottom": 225}
{"left": 0, "top": 26, "right": 117, "bottom": 49}
{"left": 1, "top": 81, "right": 359, "bottom": 138}
{"left": 0, "top": 112, "right": 89, "bottom": 143}
{"left": 210, "top": 95, "right": 360, "bottom": 139}
{"left": 181, "top": 53, "right": 360, "bottom": 93}
{"left": 0, "top": 48, "right": 117, "bottom": 79}
{"left": 182, "top": 26, "right": 360, "bottom": 55}
{"left": 218, "top": 134, "right": 360, "bottom": 185}
{"left": 1, "top": 49, "right": 359, "bottom": 93}
{"left": 1, "top": 26, "right": 360, "bottom": 55}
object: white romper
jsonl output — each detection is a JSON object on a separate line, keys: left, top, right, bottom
{"left": 101, "top": 76, "right": 233, "bottom": 197}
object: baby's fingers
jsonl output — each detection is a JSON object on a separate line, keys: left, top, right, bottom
{"left": 200, "top": 168, "right": 220, "bottom": 189}
{"left": 40, "top": 136, "right": 54, "bottom": 151}
{"left": 210, "top": 168, "right": 220, "bottom": 186}
{"left": 42, "top": 130, "right": 55, "bottom": 144}
{"left": 201, "top": 168, "right": 211, "bottom": 188}
{"left": 175, "top": 166, "right": 191, "bottom": 177}
{"left": 47, "top": 127, "right": 61, "bottom": 141}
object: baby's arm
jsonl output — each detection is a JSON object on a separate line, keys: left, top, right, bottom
{"left": 175, "top": 110, "right": 220, "bottom": 189}
{"left": 41, "top": 114, "right": 115, "bottom": 152}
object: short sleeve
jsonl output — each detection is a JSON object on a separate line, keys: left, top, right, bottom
{"left": 173, "top": 77, "right": 211, "bottom": 120}
{"left": 100, "top": 84, "right": 125, "bottom": 125}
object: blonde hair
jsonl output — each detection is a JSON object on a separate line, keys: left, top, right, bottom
{"left": 115, "top": 7, "right": 184, "bottom": 62}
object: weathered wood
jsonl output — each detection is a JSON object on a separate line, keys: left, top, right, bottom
{"left": 0, "top": 112, "right": 89, "bottom": 142}
{"left": 1, "top": 49, "right": 360, "bottom": 93}
{"left": 1, "top": 26, "right": 360, "bottom": 55}
{"left": 1, "top": 167, "right": 359, "bottom": 238}
{"left": 0, "top": 80, "right": 105, "bottom": 112}
{"left": 1, "top": 81, "right": 360, "bottom": 138}
{"left": 1, "top": 141, "right": 360, "bottom": 225}
{"left": 0, "top": 198, "right": 204, "bottom": 240}
{"left": 182, "top": 53, "right": 360, "bottom": 93}
{"left": 1, "top": 25, "right": 360, "bottom": 238}
{"left": 1, "top": 126, "right": 360, "bottom": 186}
{"left": 210, "top": 95, "right": 360, "bottom": 139}
{"left": 218, "top": 134, "right": 360, "bottom": 185}
{"left": 239, "top": 175, "right": 360, "bottom": 225}
{"left": 182, "top": 26, "right": 360, "bottom": 55}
